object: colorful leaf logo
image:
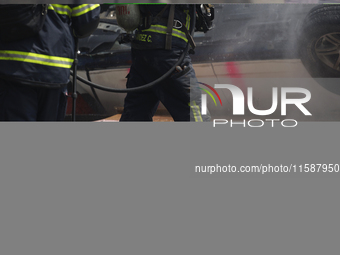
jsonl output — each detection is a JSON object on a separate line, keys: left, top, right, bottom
{"left": 198, "top": 82, "right": 222, "bottom": 106}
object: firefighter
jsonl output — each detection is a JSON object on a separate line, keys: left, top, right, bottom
{"left": 119, "top": 4, "right": 210, "bottom": 122}
{"left": 0, "top": 4, "right": 100, "bottom": 121}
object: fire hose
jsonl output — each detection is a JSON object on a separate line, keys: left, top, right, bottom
{"left": 70, "top": 4, "right": 196, "bottom": 94}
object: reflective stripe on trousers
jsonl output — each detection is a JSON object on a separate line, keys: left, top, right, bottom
{"left": 189, "top": 101, "right": 203, "bottom": 122}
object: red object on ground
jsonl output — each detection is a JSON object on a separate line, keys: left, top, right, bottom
{"left": 66, "top": 93, "right": 95, "bottom": 115}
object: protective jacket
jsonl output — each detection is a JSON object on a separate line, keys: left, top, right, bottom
{"left": 0, "top": 4, "right": 100, "bottom": 87}
{"left": 132, "top": 4, "right": 192, "bottom": 50}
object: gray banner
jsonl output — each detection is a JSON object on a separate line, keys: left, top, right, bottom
{"left": 1, "top": 122, "right": 340, "bottom": 255}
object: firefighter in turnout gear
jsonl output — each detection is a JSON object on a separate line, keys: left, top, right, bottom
{"left": 0, "top": 4, "right": 100, "bottom": 121}
{"left": 120, "top": 4, "right": 210, "bottom": 122}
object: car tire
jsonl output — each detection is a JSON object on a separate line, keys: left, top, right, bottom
{"left": 299, "top": 4, "right": 340, "bottom": 78}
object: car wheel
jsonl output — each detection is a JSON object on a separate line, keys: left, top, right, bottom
{"left": 299, "top": 4, "right": 340, "bottom": 78}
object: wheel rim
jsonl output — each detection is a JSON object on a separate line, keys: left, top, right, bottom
{"left": 315, "top": 32, "right": 340, "bottom": 71}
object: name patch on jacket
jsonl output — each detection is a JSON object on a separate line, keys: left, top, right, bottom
{"left": 135, "top": 34, "right": 152, "bottom": 43}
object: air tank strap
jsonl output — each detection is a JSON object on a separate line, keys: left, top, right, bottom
{"left": 165, "top": 5, "right": 175, "bottom": 50}
{"left": 178, "top": 21, "right": 196, "bottom": 51}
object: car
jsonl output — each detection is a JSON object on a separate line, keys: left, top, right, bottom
{"left": 69, "top": 1, "right": 340, "bottom": 120}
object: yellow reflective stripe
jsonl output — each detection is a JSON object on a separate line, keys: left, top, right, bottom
{"left": 51, "top": 4, "right": 72, "bottom": 17}
{"left": 184, "top": 10, "right": 190, "bottom": 30}
{"left": 0, "top": 56, "right": 71, "bottom": 68}
{"left": 1, "top": 51, "right": 74, "bottom": 63}
{"left": 193, "top": 101, "right": 203, "bottom": 122}
{"left": 189, "top": 101, "right": 203, "bottom": 122}
{"left": 144, "top": 25, "right": 186, "bottom": 37}
{"left": 189, "top": 102, "right": 198, "bottom": 122}
{"left": 142, "top": 25, "right": 188, "bottom": 42}
{"left": 71, "top": 4, "right": 100, "bottom": 17}
{"left": 0, "top": 51, "right": 73, "bottom": 69}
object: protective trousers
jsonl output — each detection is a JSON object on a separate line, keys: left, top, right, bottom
{"left": 0, "top": 79, "right": 67, "bottom": 121}
{"left": 120, "top": 48, "right": 209, "bottom": 122}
